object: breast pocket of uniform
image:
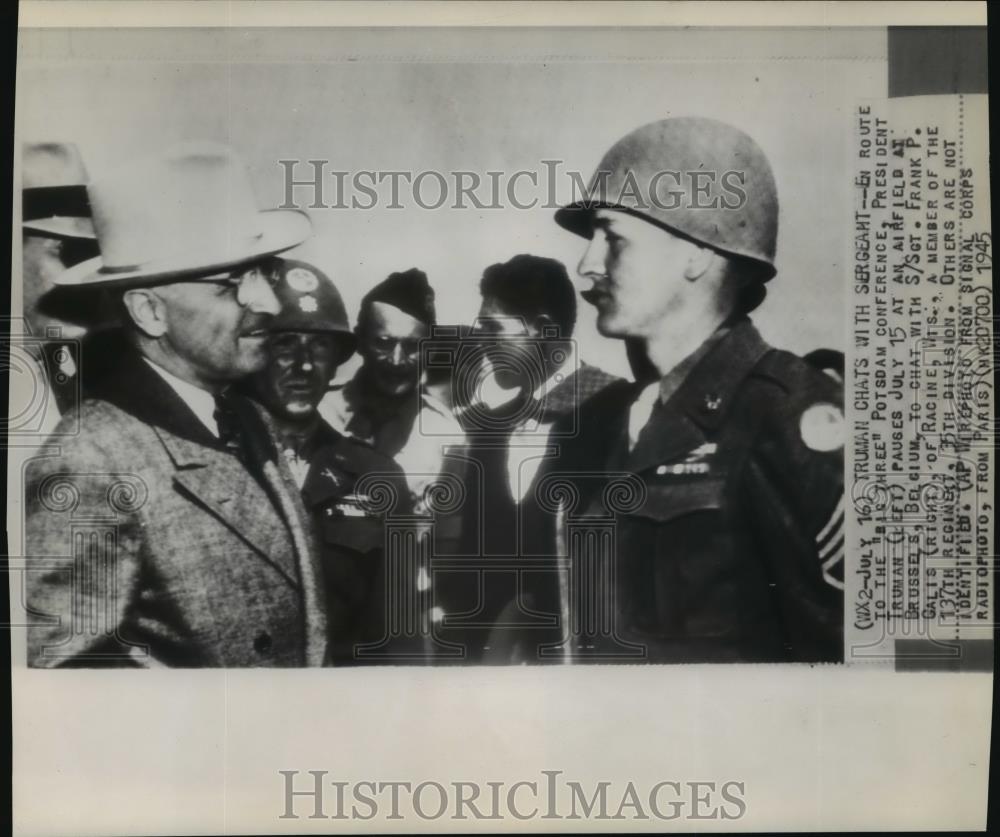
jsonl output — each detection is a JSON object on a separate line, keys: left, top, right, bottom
{"left": 619, "top": 475, "right": 736, "bottom": 638}
{"left": 321, "top": 516, "right": 385, "bottom": 554}
{"left": 636, "top": 476, "right": 726, "bottom": 523}
{"left": 318, "top": 513, "right": 387, "bottom": 639}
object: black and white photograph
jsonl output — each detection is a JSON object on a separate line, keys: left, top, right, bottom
{"left": 7, "top": 2, "right": 992, "bottom": 833}
{"left": 14, "top": 29, "right": 856, "bottom": 670}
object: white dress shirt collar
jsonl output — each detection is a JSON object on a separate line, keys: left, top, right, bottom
{"left": 142, "top": 357, "right": 220, "bottom": 438}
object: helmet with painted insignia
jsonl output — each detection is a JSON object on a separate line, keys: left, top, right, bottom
{"left": 269, "top": 257, "right": 356, "bottom": 356}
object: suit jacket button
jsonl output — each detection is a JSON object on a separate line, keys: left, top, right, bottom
{"left": 254, "top": 631, "right": 273, "bottom": 655}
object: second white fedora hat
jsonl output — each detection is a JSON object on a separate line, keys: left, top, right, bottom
{"left": 57, "top": 141, "right": 311, "bottom": 288}
{"left": 22, "top": 141, "right": 96, "bottom": 239}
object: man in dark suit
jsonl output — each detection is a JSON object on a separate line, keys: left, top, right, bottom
{"left": 436, "top": 254, "right": 620, "bottom": 663}
{"left": 552, "top": 117, "right": 845, "bottom": 663}
{"left": 25, "top": 142, "right": 326, "bottom": 667}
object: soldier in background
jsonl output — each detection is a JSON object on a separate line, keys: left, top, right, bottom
{"left": 553, "top": 117, "right": 845, "bottom": 663}
{"left": 438, "top": 254, "right": 620, "bottom": 662}
{"left": 245, "top": 258, "right": 411, "bottom": 664}
{"left": 319, "top": 268, "right": 463, "bottom": 513}
{"left": 18, "top": 142, "right": 109, "bottom": 441}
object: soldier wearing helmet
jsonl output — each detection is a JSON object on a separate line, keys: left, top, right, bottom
{"left": 552, "top": 117, "right": 845, "bottom": 663}
{"left": 246, "top": 257, "right": 411, "bottom": 665}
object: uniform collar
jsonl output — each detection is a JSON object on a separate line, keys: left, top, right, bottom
{"left": 623, "top": 319, "right": 771, "bottom": 474}
{"left": 664, "top": 317, "right": 772, "bottom": 431}
{"left": 656, "top": 326, "right": 730, "bottom": 406}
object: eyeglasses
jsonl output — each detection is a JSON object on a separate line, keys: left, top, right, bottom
{"left": 199, "top": 262, "right": 280, "bottom": 290}
{"left": 193, "top": 261, "right": 281, "bottom": 307}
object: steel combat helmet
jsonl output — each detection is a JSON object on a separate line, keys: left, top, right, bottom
{"left": 270, "top": 257, "right": 357, "bottom": 357}
{"left": 555, "top": 117, "right": 779, "bottom": 280}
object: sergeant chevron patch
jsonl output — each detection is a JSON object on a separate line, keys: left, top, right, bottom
{"left": 816, "top": 496, "right": 845, "bottom": 589}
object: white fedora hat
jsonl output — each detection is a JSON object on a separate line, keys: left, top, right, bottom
{"left": 56, "top": 141, "right": 311, "bottom": 289}
{"left": 22, "top": 142, "right": 96, "bottom": 239}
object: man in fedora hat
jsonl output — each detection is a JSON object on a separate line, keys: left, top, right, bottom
{"left": 24, "top": 141, "right": 328, "bottom": 667}
{"left": 16, "top": 142, "right": 109, "bottom": 442}
{"left": 551, "top": 117, "right": 845, "bottom": 663}
{"left": 243, "top": 257, "right": 411, "bottom": 664}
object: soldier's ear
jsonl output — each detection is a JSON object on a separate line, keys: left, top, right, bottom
{"left": 683, "top": 244, "right": 716, "bottom": 282}
{"left": 121, "top": 287, "right": 168, "bottom": 338}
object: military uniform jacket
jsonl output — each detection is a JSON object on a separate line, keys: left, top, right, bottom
{"left": 556, "top": 318, "right": 845, "bottom": 663}
{"left": 298, "top": 422, "right": 411, "bottom": 663}
{"left": 319, "top": 371, "right": 465, "bottom": 511}
{"left": 24, "top": 349, "right": 327, "bottom": 668}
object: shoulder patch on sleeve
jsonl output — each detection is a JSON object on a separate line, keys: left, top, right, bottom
{"left": 800, "top": 402, "right": 845, "bottom": 452}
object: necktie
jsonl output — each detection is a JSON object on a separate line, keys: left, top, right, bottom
{"left": 212, "top": 391, "right": 245, "bottom": 455}
{"left": 213, "top": 390, "right": 273, "bottom": 490}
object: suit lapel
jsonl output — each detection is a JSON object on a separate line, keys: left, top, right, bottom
{"left": 96, "top": 348, "right": 300, "bottom": 582}
{"left": 158, "top": 429, "right": 301, "bottom": 586}
{"left": 165, "top": 424, "right": 328, "bottom": 666}
{"left": 89, "top": 345, "right": 329, "bottom": 664}
{"left": 253, "top": 403, "right": 328, "bottom": 666}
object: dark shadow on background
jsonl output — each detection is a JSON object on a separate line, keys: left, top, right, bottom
{"left": 893, "top": 639, "right": 994, "bottom": 672}
{"left": 889, "top": 26, "right": 988, "bottom": 97}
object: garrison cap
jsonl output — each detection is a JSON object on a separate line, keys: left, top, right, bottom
{"left": 555, "top": 117, "right": 779, "bottom": 280}
{"left": 359, "top": 268, "right": 436, "bottom": 327}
